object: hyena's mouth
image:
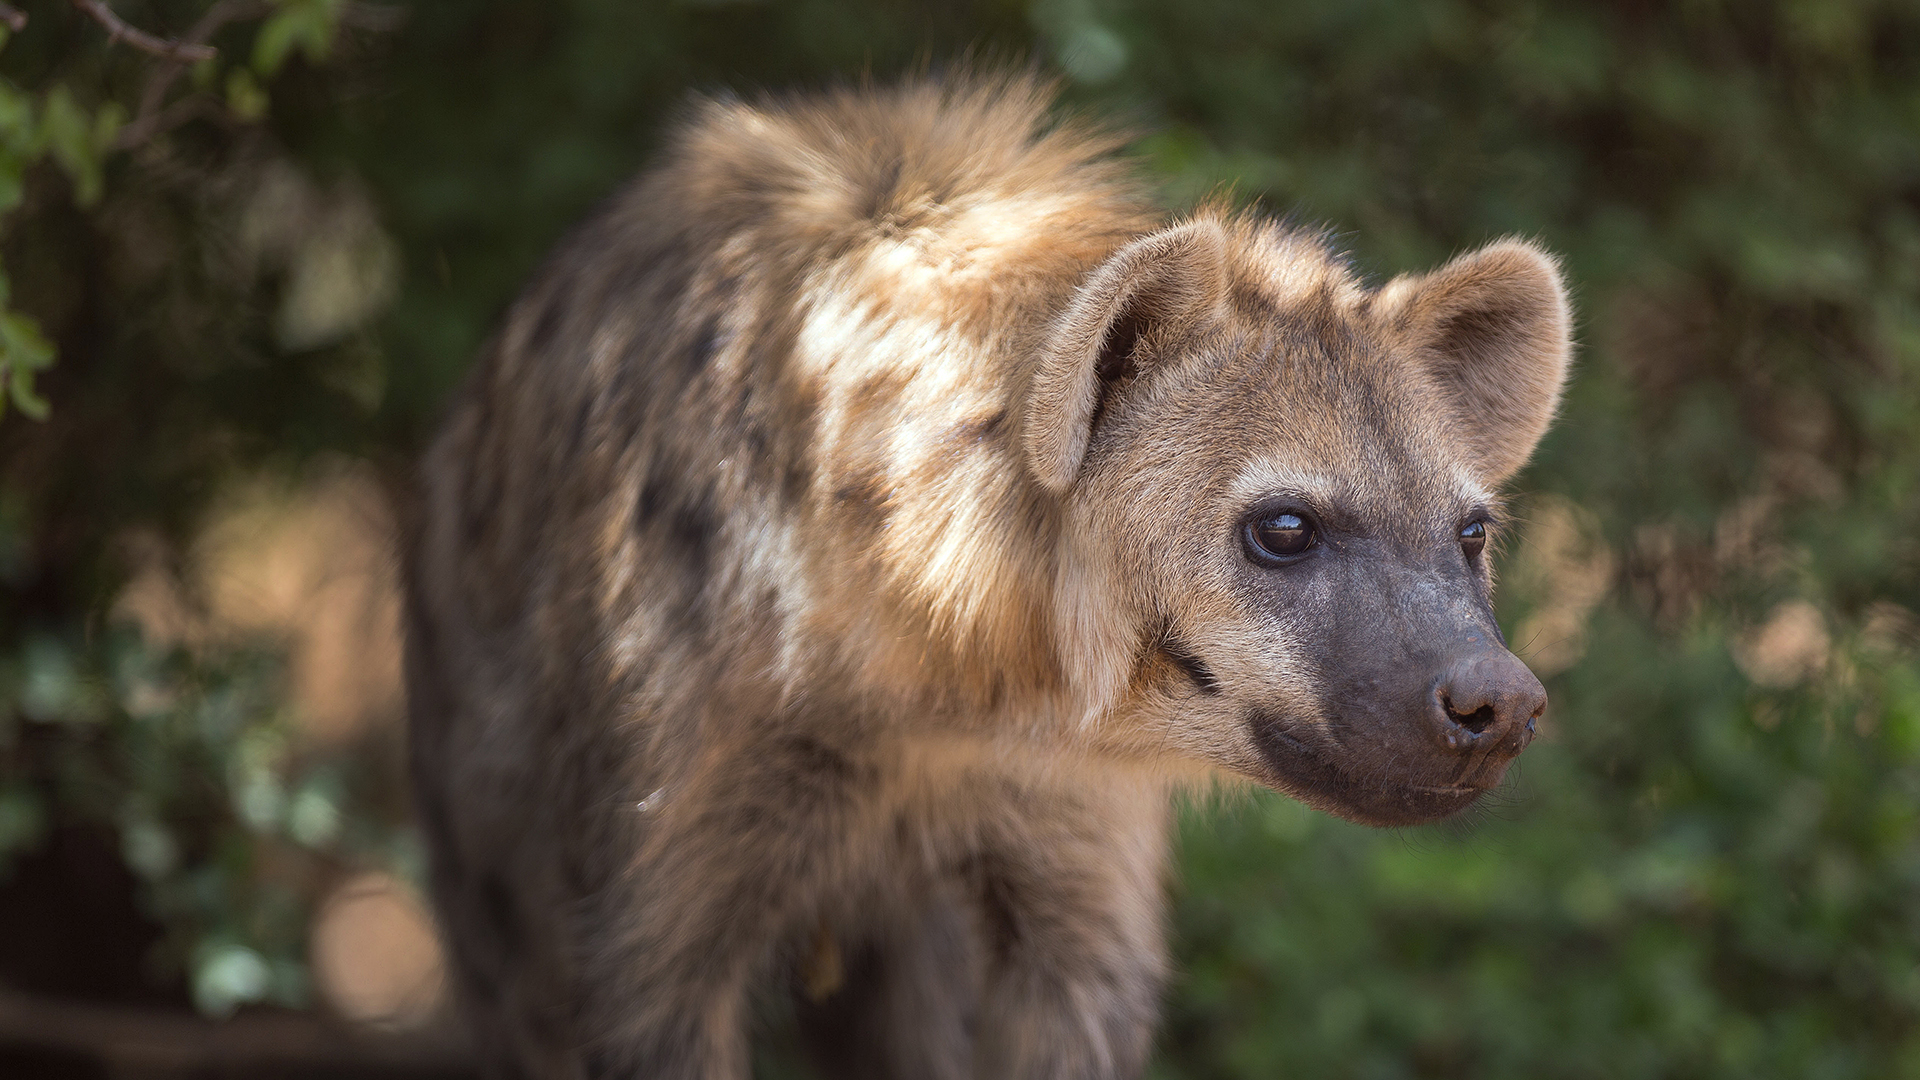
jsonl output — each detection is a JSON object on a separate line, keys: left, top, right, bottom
{"left": 1245, "top": 710, "right": 1490, "bottom": 826}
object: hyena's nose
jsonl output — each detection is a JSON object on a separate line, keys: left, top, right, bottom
{"left": 1431, "top": 650, "right": 1548, "bottom": 755}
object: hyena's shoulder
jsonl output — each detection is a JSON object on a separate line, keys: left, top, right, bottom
{"left": 421, "top": 74, "right": 1166, "bottom": 713}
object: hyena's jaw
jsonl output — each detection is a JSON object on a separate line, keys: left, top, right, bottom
{"left": 1244, "top": 710, "right": 1482, "bottom": 825}
{"left": 1243, "top": 686, "right": 1537, "bottom": 827}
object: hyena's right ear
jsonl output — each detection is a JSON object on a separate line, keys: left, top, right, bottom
{"left": 1374, "top": 239, "right": 1573, "bottom": 486}
{"left": 1025, "top": 220, "right": 1229, "bottom": 493}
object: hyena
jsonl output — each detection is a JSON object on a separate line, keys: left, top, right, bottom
{"left": 404, "top": 73, "right": 1571, "bottom": 1080}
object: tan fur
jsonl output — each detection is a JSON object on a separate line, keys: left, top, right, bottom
{"left": 405, "top": 72, "right": 1572, "bottom": 1080}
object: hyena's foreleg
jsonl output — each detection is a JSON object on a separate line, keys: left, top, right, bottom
{"left": 794, "top": 870, "right": 983, "bottom": 1080}
{"left": 575, "top": 726, "right": 890, "bottom": 1080}
{"left": 963, "top": 781, "right": 1170, "bottom": 1080}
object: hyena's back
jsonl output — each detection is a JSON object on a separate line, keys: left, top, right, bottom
{"left": 405, "top": 74, "right": 1164, "bottom": 1076}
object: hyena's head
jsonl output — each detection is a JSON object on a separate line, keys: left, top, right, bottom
{"left": 1026, "top": 216, "right": 1572, "bottom": 825}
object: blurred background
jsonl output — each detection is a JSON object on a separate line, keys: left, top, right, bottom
{"left": 2, "top": 1, "right": 1917, "bottom": 1077}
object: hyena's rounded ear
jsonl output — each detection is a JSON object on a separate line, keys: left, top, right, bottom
{"left": 1024, "top": 220, "right": 1230, "bottom": 493}
{"left": 1376, "top": 239, "right": 1573, "bottom": 486}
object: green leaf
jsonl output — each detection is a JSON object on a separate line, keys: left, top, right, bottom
{"left": 252, "top": 12, "right": 299, "bottom": 79}
{"left": 0, "top": 310, "right": 55, "bottom": 421}
{"left": 0, "top": 82, "right": 34, "bottom": 151}
{"left": 225, "top": 69, "right": 269, "bottom": 121}
{"left": 0, "top": 160, "right": 21, "bottom": 218}
{"left": 92, "top": 101, "right": 126, "bottom": 157}
{"left": 253, "top": 0, "right": 340, "bottom": 78}
{"left": 40, "top": 87, "right": 104, "bottom": 206}
{"left": 192, "top": 942, "right": 272, "bottom": 1017}
{"left": 0, "top": 785, "right": 45, "bottom": 862}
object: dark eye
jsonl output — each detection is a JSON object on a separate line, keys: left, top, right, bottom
{"left": 1245, "top": 510, "right": 1318, "bottom": 563}
{"left": 1459, "top": 519, "right": 1488, "bottom": 558}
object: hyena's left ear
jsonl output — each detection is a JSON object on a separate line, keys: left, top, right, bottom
{"left": 1025, "top": 219, "right": 1229, "bottom": 493}
{"left": 1376, "top": 239, "right": 1573, "bottom": 485}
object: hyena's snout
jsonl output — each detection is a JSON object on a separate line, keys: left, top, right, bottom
{"left": 1427, "top": 648, "right": 1548, "bottom": 764}
{"left": 1257, "top": 629, "right": 1552, "bottom": 825}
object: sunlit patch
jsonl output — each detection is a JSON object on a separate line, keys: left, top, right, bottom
{"left": 113, "top": 462, "right": 404, "bottom": 745}
{"left": 1734, "top": 600, "right": 1830, "bottom": 688}
{"left": 310, "top": 873, "right": 448, "bottom": 1029}
{"left": 1509, "top": 496, "right": 1614, "bottom": 678}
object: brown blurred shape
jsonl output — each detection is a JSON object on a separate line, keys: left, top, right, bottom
{"left": 1511, "top": 496, "right": 1615, "bottom": 679}
{"left": 115, "top": 460, "right": 404, "bottom": 745}
{"left": 310, "top": 873, "right": 447, "bottom": 1030}
{"left": 1734, "top": 600, "right": 1830, "bottom": 689}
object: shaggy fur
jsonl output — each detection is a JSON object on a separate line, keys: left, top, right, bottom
{"left": 405, "top": 72, "right": 1572, "bottom": 1080}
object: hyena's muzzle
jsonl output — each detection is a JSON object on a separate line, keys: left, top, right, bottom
{"left": 1248, "top": 552, "right": 1548, "bottom": 827}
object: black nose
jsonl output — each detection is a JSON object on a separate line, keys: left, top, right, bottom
{"left": 1430, "top": 650, "right": 1547, "bottom": 754}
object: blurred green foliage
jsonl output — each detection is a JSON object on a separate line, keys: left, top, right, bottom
{"left": 0, "top": 0, "right": 355, "bottom": 418}
{"left": 2, "top": 0, "right": 1918, "bottom": 1076}
{"left": 4, "top": 624, "right": 416, "bottom": 1014}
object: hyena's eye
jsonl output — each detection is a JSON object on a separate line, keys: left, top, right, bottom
{"left": 1459, "top": 519, "right": 1488, "bottom": 558}
{"left": 1245, "top": 509, "right": 1319, "bottom": 564}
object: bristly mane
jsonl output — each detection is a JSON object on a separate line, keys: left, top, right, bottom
{"left": 659, "top": 70, "right": 1146, "bottom": 250}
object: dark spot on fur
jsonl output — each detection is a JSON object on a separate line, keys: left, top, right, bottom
{"left": 850, "top": 371, "right": 910, "bottom": 413}
{"left": 743, "top": 420, "right": 773, "bottom": 471}
{"left": 1230, "top": 279, "right": 1281, "bottom": 322}
{"left": 665, "top": 485, "right": 718, "bottom": 579}
{"left": 630, "top": 462, "right": 717, "bottom": 580}
{"left": 831, "top": 473, "right": 889, "bottom": 532}
{"left": 1160, "top": 635, "right": 1221, "bottom": 695}
{"left": 943, "top": 409, "right": 1006, "bottom": 454}
{"left": 726, "top": 385, "right": 786, "bottom": 498}
{"left": 740, "top": 734, "right": 873, "bottom": 817}
{"left": 527, "top": 294, "right": 565, "bottom": 355}
{"left": 462, "top": 471, "right": 499, "bottom": 549}
{"left": 782, "top": 456, "right": 813, "bottom": 507}
{"left": 687, "top": 319, "right": 720, "bottom": 380}
{"left": 570, "top": 396, "right": 594, "bottom": 454}
{"left": 730, "top": 381, "right": 816, "bottom": 506}
{"left": 478, "top": 871, "right": 522, "bottom": 961}
{"left": 634, "top": 466, "right": 670, "bottom": 531}
{"left": 961, "top": 854, "right": 1025, "bottom": 962}
{"left": 780, "top": 735, "right": 858, "bottom": 784}
{"left": 458, "top": 398, "right": 503, "bottom": 548}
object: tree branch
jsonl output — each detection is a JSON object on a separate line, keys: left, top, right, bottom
{"left": 69, "top": 0, "right": 218, "bottom": 62}
{"left": 0, "top": 4, "right": 25, "bottom": 33}
{"left": 113, "top": 91, "right": 225, "bottom": 152}
{"left": 183, "top": 0, "right": 275, "bottom": 47}
{"left": 111, "top": 0, "right": 403, "bottom": 153}
{"left": 123, "top": 0, "right": 271, "bottom": 150}
{"left": 0, "top": 985, "right": 473, "bottom": 1073}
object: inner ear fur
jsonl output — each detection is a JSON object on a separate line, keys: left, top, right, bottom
{"left": 1377, "top": 239, "right": 1573, "bottom": 485}
{"left": 1025, "top": 219, "right": 1230, "bottom": 493}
